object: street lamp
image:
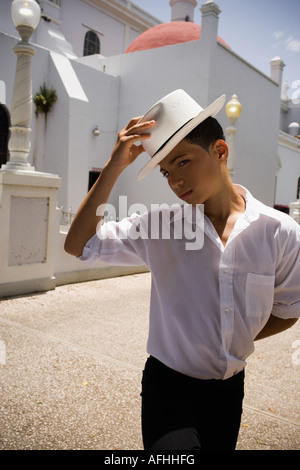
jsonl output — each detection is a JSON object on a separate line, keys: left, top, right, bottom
{"left": 11, "top": 0, "right": 41, "bottom": 33}
{"left": 3, "top": 0, "right": 41, "bottom": 172}
{"left": 225, "top": 94, "right": 242, "bottom": 178}
{"left": 226, "top": 94, "right": 242, "bottom": 126}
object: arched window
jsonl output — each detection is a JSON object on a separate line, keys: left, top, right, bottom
{"left": 83, "top": 30, "right": 100, "bottom": 56}
{"left": 0, "top": 105, "right": 10, "bottom": 167}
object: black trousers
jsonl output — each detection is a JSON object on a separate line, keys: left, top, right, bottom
{"left": 141, "top": 356, "right": 244, "bottom": 450}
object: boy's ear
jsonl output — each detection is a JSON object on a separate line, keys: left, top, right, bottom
{"left": 214, "top": 139, "right": 228, "bottom": 162}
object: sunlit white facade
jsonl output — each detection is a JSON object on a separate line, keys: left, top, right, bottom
{"left": 0, "top": 0, "right": 299, "bottom": 293}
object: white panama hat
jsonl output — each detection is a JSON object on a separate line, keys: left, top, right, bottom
{"left": 137, "top": 89, "right": 226, "bottom": 181}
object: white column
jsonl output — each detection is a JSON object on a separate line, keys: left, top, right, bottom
{"left": 4, "top": 37, "right": 36, "bottom": 171}
{"left": 225, "top": 94, "right": 242, "bottom": 180}
{"left": 225, "top": 126, "right": 237, "bottom": 178}
{"left": 4, "top": 0, "right": 41, "bottom": 172}
{"left": 270, "top": 56, "right": 285, "bottom": 87}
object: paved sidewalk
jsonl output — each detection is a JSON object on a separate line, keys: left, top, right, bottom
{"left": 0, "top": 272, "right": 299, "bottom": 450}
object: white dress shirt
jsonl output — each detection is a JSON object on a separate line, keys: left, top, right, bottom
{"left": 78, "top": 186, "right": 300, "bottom": 380}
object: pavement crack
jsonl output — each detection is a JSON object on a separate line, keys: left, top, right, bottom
{"left": 1, "top": 317, "right": 300, "bottom": 431}
{"left": 243, "top": 404, "right": 300, "bottom": 429}
{"left": 0, "top": 316, "right": 141, "bottom": 372}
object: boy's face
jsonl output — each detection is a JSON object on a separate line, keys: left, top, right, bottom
{"left": 159, "top": 138, "right": 227, "bottom": 205}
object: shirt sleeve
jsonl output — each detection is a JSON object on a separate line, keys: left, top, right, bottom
{"left": 272, "top": 218, "right": 300, "bottom": 319}
{"left": 78, "top": 213, "right": 147, "bottom": 267}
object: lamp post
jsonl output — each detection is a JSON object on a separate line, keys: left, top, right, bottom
{"left": 3, "top": 0, "right": 41, "bottom": 172}
{"left": 225, "top": 94, "right": 242, "bottom": 179}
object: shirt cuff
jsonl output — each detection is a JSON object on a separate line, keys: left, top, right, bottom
{"left": 77, "top": 245, "right": 99, "bottom": 265}
{"left": 272, "top": 303, "right": 300, "bottom": 319}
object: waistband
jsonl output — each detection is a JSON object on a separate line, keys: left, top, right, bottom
{"left": 145, "top": 355, "right": 245, "bottom": 385}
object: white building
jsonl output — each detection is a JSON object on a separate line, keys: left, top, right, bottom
{"left": 276, "top": 80, "right": 300, "bottom": 209}
{"left": 0, "top": 0, "right": 161, "bottom": 213}
{"left": 0, "top": 0, "right": 299, "bottom": 294}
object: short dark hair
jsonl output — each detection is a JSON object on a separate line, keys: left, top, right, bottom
{"left": 184, "top": 116, "right": 225, "bottom": 151}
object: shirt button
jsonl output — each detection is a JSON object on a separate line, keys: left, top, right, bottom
{"left": 223, "top": 269, "right": 228, "bottom": 274}
{"left": 224, "top": 308, "right": 230, "bottom": 314}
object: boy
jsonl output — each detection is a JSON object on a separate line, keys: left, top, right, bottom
{"left": 64, "top": 90, "right": 299, "bottom": 450}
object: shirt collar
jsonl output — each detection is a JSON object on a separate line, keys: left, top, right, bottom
{"left": 168, "top": 184, "right": 259, "bottom": 226}
{"left": 234, "top": 184, "right": 261, "bottom": 223}
{"left": 169, "top": 204, "right": 205, "bottom": 226}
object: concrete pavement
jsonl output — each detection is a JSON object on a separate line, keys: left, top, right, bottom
{"left": 0, "top": 272, "right": 299, "bottom": 450}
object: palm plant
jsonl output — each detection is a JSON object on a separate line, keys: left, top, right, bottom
{"left": 33, "top": 83, "right": 57, "bottom": 114}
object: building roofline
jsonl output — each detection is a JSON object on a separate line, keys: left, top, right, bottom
{"left": 82, "top": 0, "right": 161, "bottom": 32}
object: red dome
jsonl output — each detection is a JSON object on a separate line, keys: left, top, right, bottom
{"left": 126, "top": 22, "right": 230, "bottom": 53}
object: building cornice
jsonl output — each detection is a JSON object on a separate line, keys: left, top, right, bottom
{"left": 82, "top": 0, "right": 161, "bottom": 32}
{"left": 278, "top": 130, "right": 300, "bottom": 152}
{"left": 280, "top": 99, "right": 290, "bottom": 113}
{"left": 170, "top": 0, "right": 197, "bottom": 5}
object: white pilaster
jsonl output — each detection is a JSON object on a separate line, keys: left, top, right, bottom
{"left": 270, "top": 56, "right": 285, "bottom": 87}
{"left": 200, "top": 1, "right": 221, "bottom": 47}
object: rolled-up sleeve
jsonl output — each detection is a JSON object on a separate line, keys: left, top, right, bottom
{"left": 78, "top": 214, "right": 147, "bottom": 267}
{"left": 272, "top": 221, "right": 300, "bottom": 319}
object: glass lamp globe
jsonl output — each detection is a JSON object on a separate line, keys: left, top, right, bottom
{"left": 226, "top": 94, "right": 242, "bottom": 125}
{"left": 11, "top": 0, "right": 41, "bottom": 31}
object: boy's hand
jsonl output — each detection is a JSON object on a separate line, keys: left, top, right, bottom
{"left": 64, "top": 117, "right": 155, "bottom": 257}
{"left": 109, "top": 117, "right": 155, "bottom": 171}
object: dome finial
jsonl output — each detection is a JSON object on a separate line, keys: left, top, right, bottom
{"left": 169, "top": 0, "right": 197, "bottom": 22}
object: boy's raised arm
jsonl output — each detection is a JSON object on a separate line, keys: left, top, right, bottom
{"left": 64, "top": 117, "right": 155, "bottom": 257}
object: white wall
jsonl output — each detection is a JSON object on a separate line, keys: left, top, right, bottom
{"left": 60, "top": 0, "right": 127, "bottom": 57}
{"left": 0, "top": 32, "right": 120, "bottom": 211}
{"left": 0, "top": 0, "right": 159, "bottom": 61}
{"left": 54, "top": 223, "right": 148, "bottom": 286}
{"left": 211, "top": 44, "right": 280, "bottom": 206}
{"left": 0, "top": 0, "right": 294, "bottom": 294}
{"left": 40, "top": 50, "right": 121, "bottom": 211}
{"left": 0, "top": 0, "right": 19, "bottom": 37}
{"left": 96, "top": 39, "right": 214, "bottom": 213}
{"left": 0, "top": 0, "right": 283, "bottom": 214}
{"left": 97, "top": 37, "right": 281, "bottom": 209}
{"left": 276, "top": 132, "right": 300, "bottom": 205}
{"left": 1, "top": 30, "right": 281, "bottom": 215}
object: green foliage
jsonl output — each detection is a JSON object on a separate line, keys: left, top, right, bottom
{"left": 33, "top": 83, "right": 57, "bottom": 114}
